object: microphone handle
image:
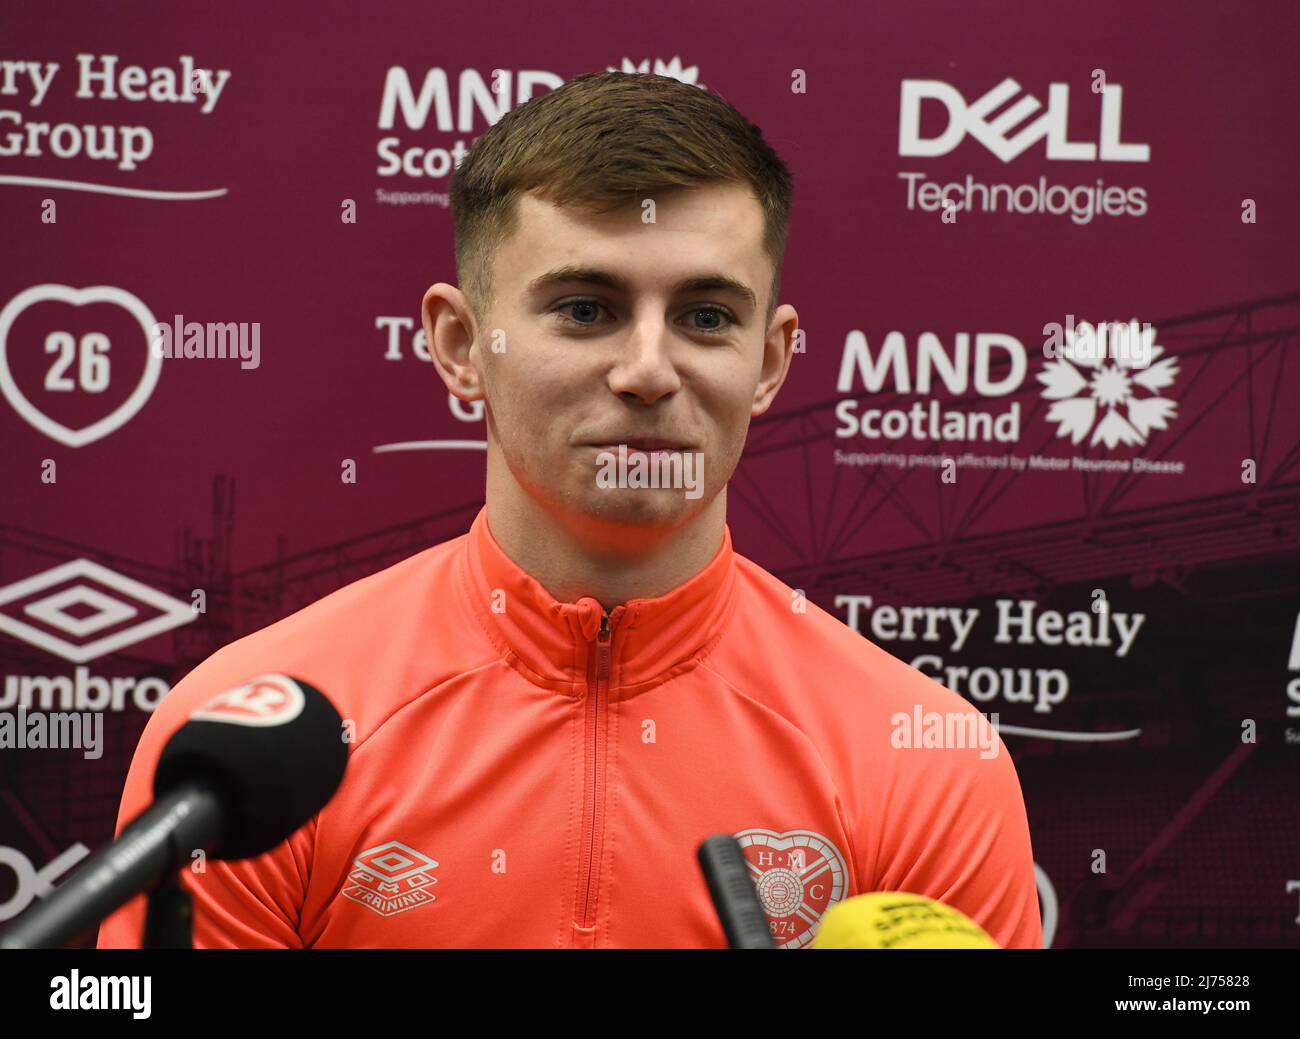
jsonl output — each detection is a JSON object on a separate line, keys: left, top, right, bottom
{"left": 0, "top": 781, "right": 224, "bottom": 950}
{"left": 698, "top": 835, "right": 776, "bottom": 949}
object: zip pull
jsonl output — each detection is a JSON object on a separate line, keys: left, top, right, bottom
{"left": 596, "top": 611, "right": 611, "bottom": 680}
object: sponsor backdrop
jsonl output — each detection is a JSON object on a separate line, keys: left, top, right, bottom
{"left": 2, "top": 1, "right": 1297, "bottom": 948}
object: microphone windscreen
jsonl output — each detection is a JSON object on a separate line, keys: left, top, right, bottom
{"left": 154, "top": 674, "right": 348, "bottom": 859}
{"left": 812, "top": 892, "right": 1000, "bottom": 949}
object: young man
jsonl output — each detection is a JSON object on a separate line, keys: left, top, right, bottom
{"left": 99, "top": 71, "right": 1042, "bottom": 949}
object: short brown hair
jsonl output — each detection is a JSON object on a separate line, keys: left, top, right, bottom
{"left": 449, "top": 71, "right": 794, "bottom": 328}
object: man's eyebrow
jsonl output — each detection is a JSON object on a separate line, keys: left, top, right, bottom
{"left": 525, "top": 265, "right": 757, "bottom": 311}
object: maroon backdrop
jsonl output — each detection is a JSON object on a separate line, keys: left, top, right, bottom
{"left": 2, "top": 0, "right": 1298, "bottom": 947}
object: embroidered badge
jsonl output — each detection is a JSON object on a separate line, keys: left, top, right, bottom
{"left": 733, "top": 827, "right": 848, "bottom": 948}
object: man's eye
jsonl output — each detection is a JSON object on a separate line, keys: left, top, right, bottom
{"left": 688, "top": 306, "right": 736, "bottom": 335}
{"left": 551, "top": 300, "right": 736, "bottom": 335}
{"left": 554, "top": 300, "right": 605, "bottom": 326}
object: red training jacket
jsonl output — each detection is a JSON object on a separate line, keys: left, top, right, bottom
{"left": 98, "top": 505, "right": 1042, "bottom": 949}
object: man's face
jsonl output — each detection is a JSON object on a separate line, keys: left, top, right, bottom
{"left": 428, "top": 180, "right": 797, "bottom": 535}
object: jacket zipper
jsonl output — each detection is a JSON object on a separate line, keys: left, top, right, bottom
{"left": 577, "top": 610, "right": 611, "bottom": 931}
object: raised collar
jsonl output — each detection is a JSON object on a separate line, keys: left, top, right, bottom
{"left": 456, "top": 505, "right": 738, "bottom": 698}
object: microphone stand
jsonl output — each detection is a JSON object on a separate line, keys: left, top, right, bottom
{"left": 142, "top": 834, "right": 194, "bottom": 949}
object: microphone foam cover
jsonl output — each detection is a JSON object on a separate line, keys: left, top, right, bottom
{"left": 813, "top": 892, "right": 1000, "bottom": 949}
{"left": 154, "top": 674, "right": 348, "bottom": 859}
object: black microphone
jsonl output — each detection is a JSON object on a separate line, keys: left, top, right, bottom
{"left": 0, "top": 674, "right": 347, "bottom": 949}
{"left": 697, "top": 834, "right": 776, "bottom": 949}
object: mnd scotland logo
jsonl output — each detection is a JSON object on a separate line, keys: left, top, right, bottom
{"left": 1038, "top": 319, "right": 1179, "bottom": 449}
{"left": 605, "top": 56, "right": 705, "bottom": 88}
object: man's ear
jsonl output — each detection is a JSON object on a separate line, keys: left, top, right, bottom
{"left": 421, "top": 283, "right": 483, "bottom": 402}
{"left": 752, "top": 303, "right": 799, "bottom": 417}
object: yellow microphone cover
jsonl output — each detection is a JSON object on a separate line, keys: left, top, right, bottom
{"left": 812, "top": 892, "right": 1000, "bottom": 949}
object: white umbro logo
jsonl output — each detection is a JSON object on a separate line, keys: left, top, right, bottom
{"left": 341, "top": 840, "right": 439, "bottom": 918}
{"left": 0, "top": 559, "right": 195, "bottom": 663}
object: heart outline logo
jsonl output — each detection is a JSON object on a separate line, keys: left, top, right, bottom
{"left": 0, "top": 284, "right": 162, "bottom": 448}
{"left": 733, "top": 826, "right": 849, "bottom": 948}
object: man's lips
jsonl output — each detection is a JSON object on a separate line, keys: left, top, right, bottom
{"left": 585, "top": 439, "right": 694, "bottom": 452}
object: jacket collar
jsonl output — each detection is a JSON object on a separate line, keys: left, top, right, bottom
{"left": 458, "top": 505, "right": 738, "bottom": 697}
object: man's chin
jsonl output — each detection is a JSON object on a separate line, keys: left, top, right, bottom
{"left": 574, "top": 487, "right": 705, "bottom": 529}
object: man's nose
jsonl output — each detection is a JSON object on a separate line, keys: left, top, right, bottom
{"left": 606, "top": 315, "right": 682, "bottom": 403}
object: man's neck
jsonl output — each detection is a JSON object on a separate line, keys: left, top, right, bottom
{"left": 484, "top": 462, "right": 727, "bottom": 612}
